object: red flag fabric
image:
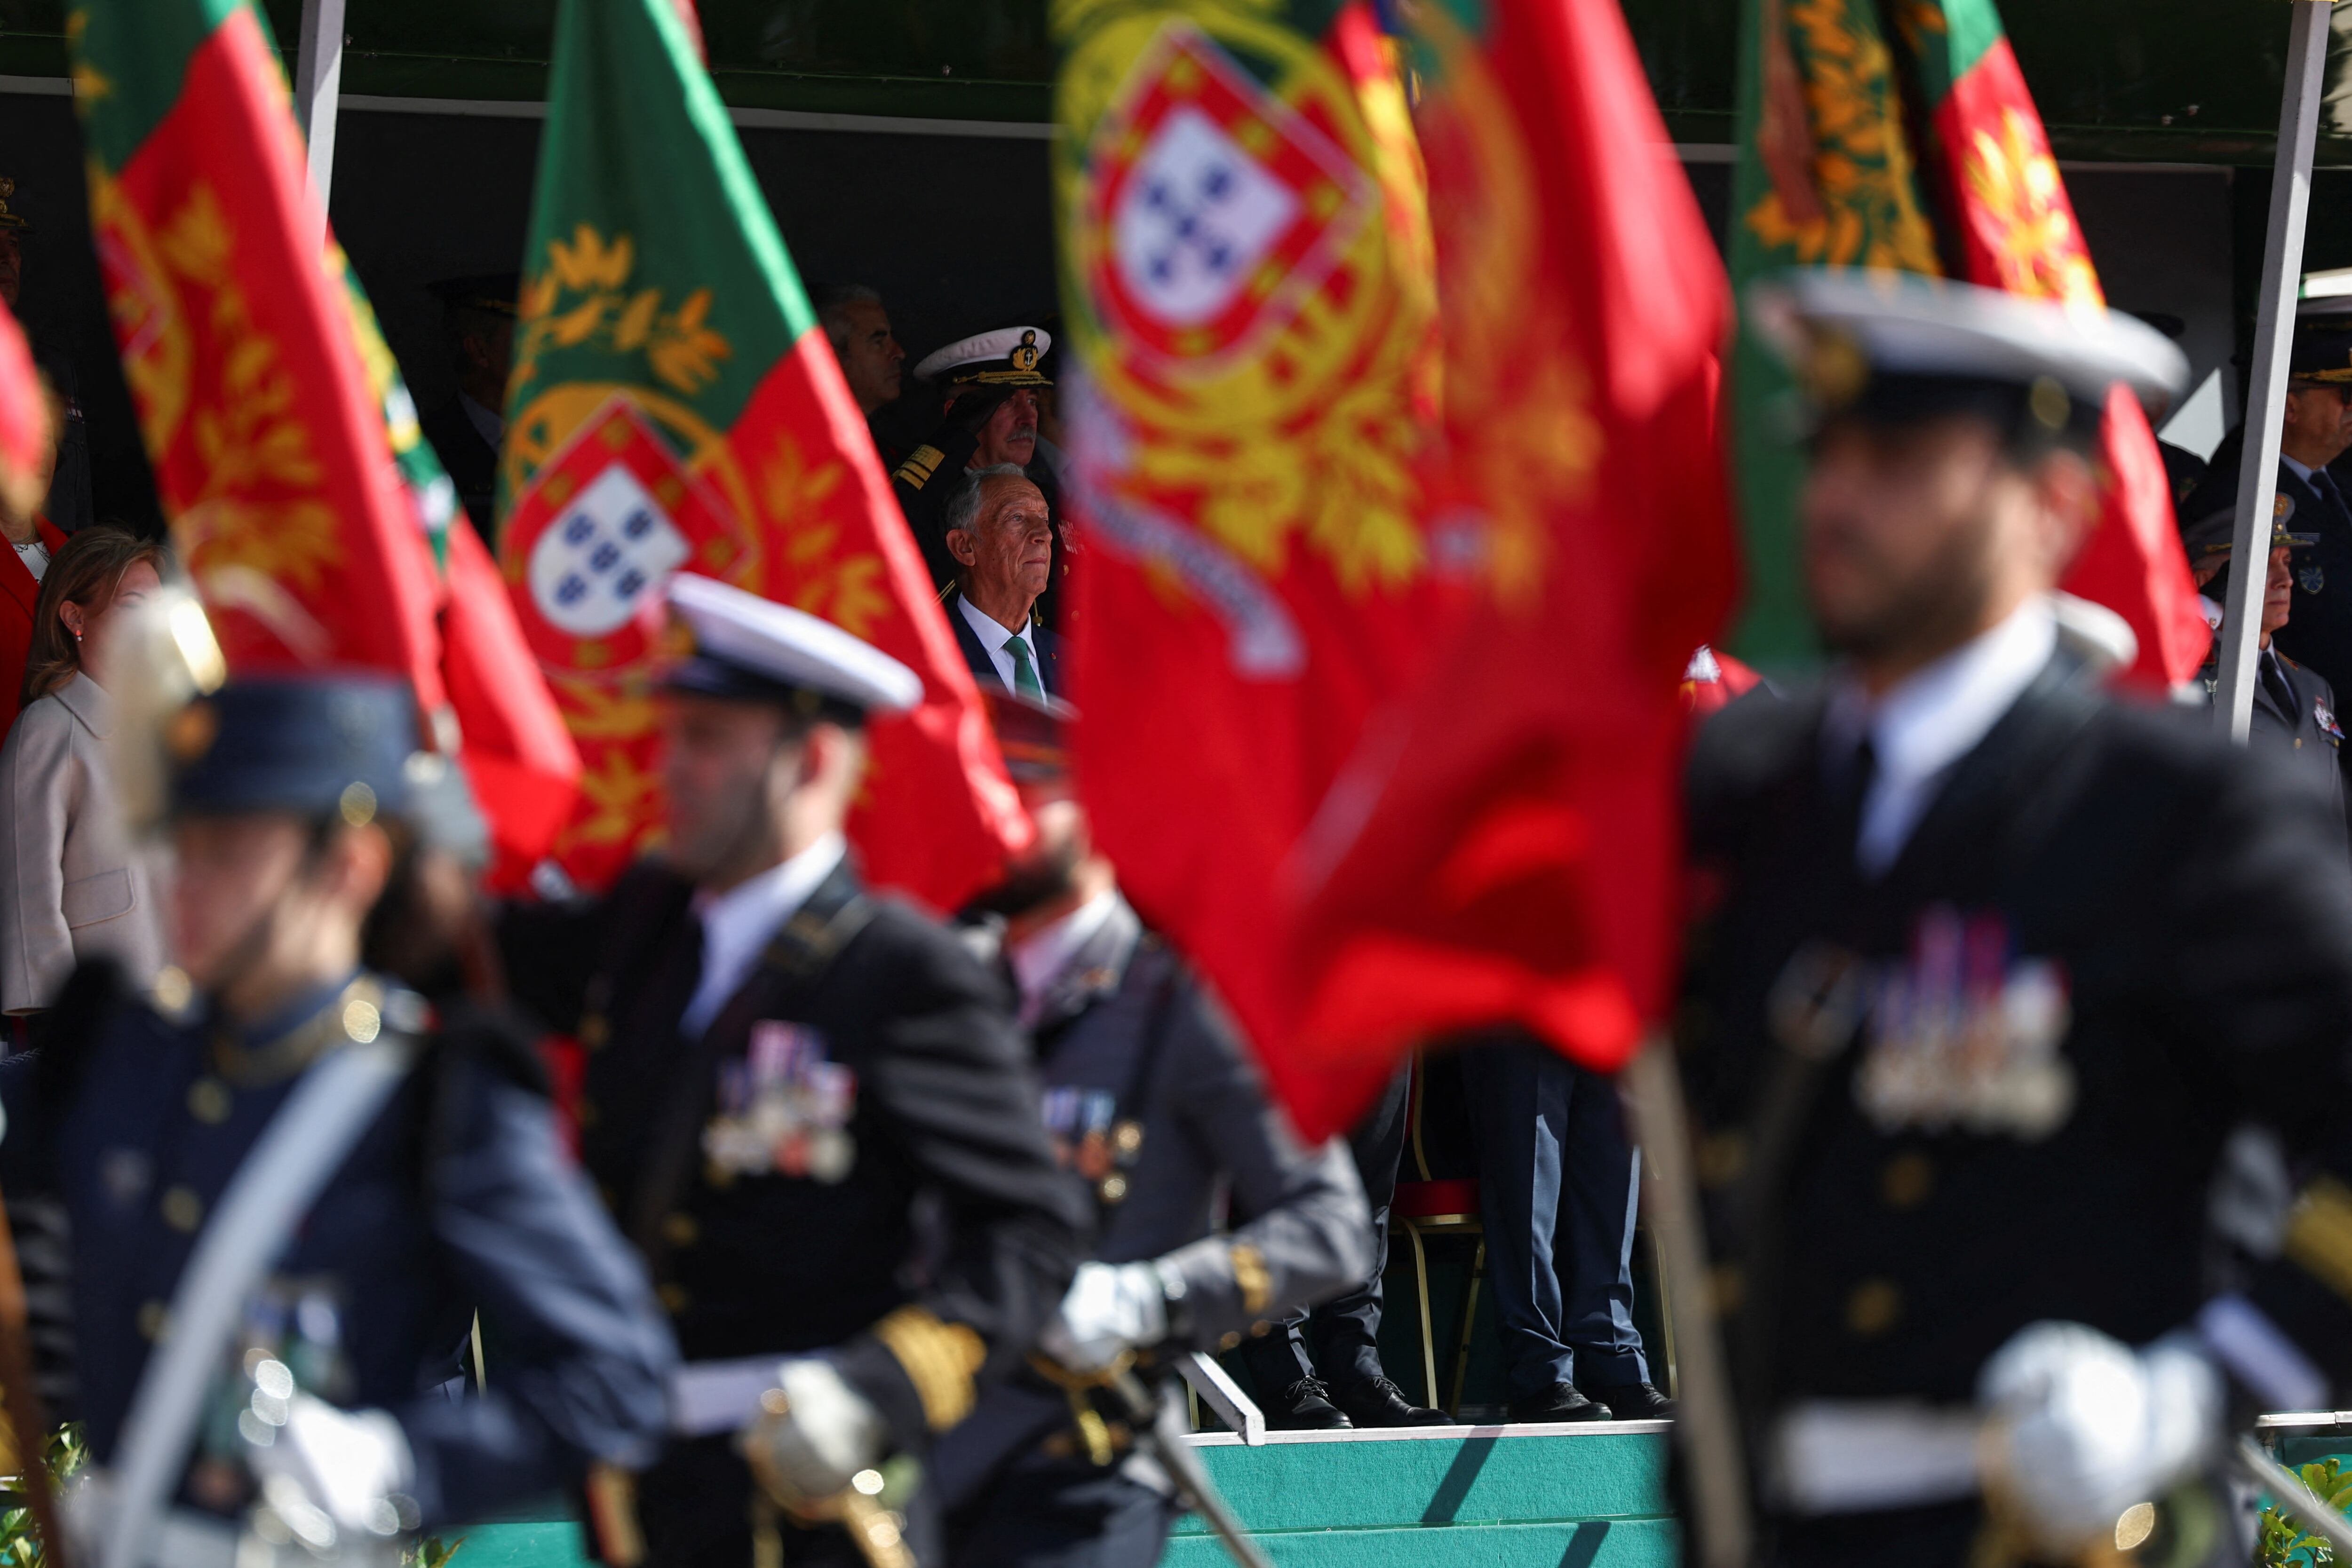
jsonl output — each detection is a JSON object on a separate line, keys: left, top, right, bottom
{"left": 0, "top": 297, "right": 44, "bottom": 525}
{"left": 1053, "top": 0, "right": 1448, "bottom": 1115}
{"left": 1276, "top": 0, "right": 1739, "bottom": 1136}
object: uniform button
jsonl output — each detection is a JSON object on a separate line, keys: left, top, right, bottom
{"left": 161, "top": 1186, "right": 204, "bottom": 1233}
{"left": 1845, "top": 1279, "right": 1902, "bottom": 1337}
{"left": 187, "top": 1078, "right": 231, "bottom": 1125}
{"left": 658, "top": 1283, "right": 690, "bottom": 1314}
{"left": 1697, "top": 1132, "right": 1748, "bottom": 1189}
{"left": 662, "top": 1213, "right": 699, "bottom": 1247}
{"left": 1709, "top": 1264, "right": 1744, "bottom": 1316}
{"left": 1248, "top": 1320, "right": 1270, "bottom": 1337}
{"left": 1881, "top": 1153, "right": 1934, "bottom": 1210}
{"left": 2297, "top": 739, "right": 2306, "bottom": 750}
{"left": 1216, "top": 1331, "right": 1242, "bottom": 1351}
{"left": 137, "top": 1300, "right": 169, "bottom": 1341}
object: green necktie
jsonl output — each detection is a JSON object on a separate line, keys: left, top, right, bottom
{"left": 1004, "top": 634, "right": 1044, "bottom": 699}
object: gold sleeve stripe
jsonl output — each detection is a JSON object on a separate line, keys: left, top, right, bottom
{"left": 892, "top": 444, "right": 945, "bottom": 489}
{"left": 873, "top": 1305, "right": 986, "bottom": 1432}
{"left": 1231, "top": 1243, "right": 1272, "bottom": 1316}
{"left": 2285, "top": 1176, "right": 2352, "bottom": 1306}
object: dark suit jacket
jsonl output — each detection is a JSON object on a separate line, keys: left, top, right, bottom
{"left": 947, "top": 587, "right": 1064, "bottom": 698}
{"left": 2184, "top": 435, "right": 2352, "bottom": 698}
{"left": 1681, "top": 649, "right": 2352, "bottom": 1564}
{"left": 420, "top": 397, "right": 502, "bottom": 547}
{"left": 500, "top": 857, "right": 1086, "bottom": 1566}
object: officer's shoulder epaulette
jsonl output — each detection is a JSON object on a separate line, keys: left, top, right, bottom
{"left": 892, "top": 444, "right": 946, "bottom": 491}
{"left": 427, "top": 999, "right": 555, "bottom": 1098}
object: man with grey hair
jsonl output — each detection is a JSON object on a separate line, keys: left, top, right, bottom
{"left": 814, "top": 283, "right": 906, "bottom": 420}
{"left": 944, "top": 464, "right": 1062, "bottom": 698}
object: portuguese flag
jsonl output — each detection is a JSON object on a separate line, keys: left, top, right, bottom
{"left": 1053, "top": 0, "right": 1449, "bottom": 1131}
{"left": 69, "top": 0, "right": 580, "bottom": 875}
{"left": 504, "top": 0, "right": 1024, "bottom": 903}
{"left": 1281, "top": 0, "right": 1738, "bottom": 1134}
{"left": 1727, "top": 0, "right": 2206, "bottom": 689}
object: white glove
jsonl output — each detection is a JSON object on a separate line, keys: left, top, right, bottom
{"left": 1977, "top": 1322, "right": 2221, "bottom": 1551}
{"left": 740, "top": 1357, "right": 888, "bottom": 1505}
{"left": 1038, "top": 1261, "right": 1169, "bottom": 1374}
{"left": 248, "top": 1394, "right": 417, "bottom": 1540}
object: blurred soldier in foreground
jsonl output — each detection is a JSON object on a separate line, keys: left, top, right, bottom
{"left": 1681, "top": 272, "right": 2352, "bottom": 1568}
{"left": 501, "top": 575, "right": 1085, "bottom": 1568}
{"left": 2180, "top": 494, "right": 2346, "bottom": 825}
{"left": 0, "top": 670, "right": 675, "bottom": 1563}
{"left": 936, "top": 691, "right": 1371, "bottom": 1566}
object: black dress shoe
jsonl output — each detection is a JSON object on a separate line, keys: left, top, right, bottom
{"left": 1328, "top": 1375, "right": 1455, "bottom": 1427}
{"left": 1505, "top": 1381, "right": 1613, "bottom": 1423}
{"left": 1588, "top": 1381, "right": 1675, "bottom": 1420}
{"left": 1263, "top": 1376, "right": 1353, "bottom": 1430}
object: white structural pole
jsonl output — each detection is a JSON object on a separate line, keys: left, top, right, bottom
{"left": 291, "top": 0, "right": 347, "bottom": 237}
{"left": 2218, "top": 0, "right": 2333, "bottom": 742}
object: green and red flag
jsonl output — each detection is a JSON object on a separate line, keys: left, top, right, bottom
{"left": 66, "top": 0, "right": 580, "bottom": 875}
{"left": 1726, "top": 0, "right": 2206, "bottom": 689}
{"left": 1886, "top": 0, "right": 2207, "bottom": 690}
{"left": 503, "top": 0, "right": 1025, "bottom": 903}
{"left": 1279, "top": 0, "right": 1738, "bottom": 1134}
{"left": 1054, "top": 0, "right": 1451, "bottom": 1132}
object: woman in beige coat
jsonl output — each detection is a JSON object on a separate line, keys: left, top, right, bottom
{"left": 0, "top": 527, "right": 168, "bottom": 1012}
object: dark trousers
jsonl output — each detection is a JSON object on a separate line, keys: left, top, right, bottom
{"left": 1461, "top": 1037, "right": 1647, "bottom": 1400}
{"left": 1239, "top": 1064, "right": 1408, "bottom": 1391}
{"left": 946, "top": 1455, "right": 1180, "bottom": 1568}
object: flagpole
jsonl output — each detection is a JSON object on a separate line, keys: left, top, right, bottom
{"left": 2216, "top": 0, "right": 2331, "bottom": 743}
{"left": 292, "top": 0, "right": 346, "bottom": 234}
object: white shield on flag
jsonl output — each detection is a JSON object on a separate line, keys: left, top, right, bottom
{"left": 526, "top": 463, "right": 692, "bottom": 638}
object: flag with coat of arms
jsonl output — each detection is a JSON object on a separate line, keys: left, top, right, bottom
{"left": 501, "top": 0, "right": 1027, "bottom": 903}
{"left": 65, "top": 0, "right": 580, "bottom": 884}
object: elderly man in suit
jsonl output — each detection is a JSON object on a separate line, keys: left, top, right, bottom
{"left": 945, "top": 464, "right": 1063, "bottom": 699}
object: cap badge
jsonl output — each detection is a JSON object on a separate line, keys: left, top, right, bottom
{"left": 167, "top": 700, "right": 220, "bottom": 764}
{"left": 1010, "top": 330, "right": 1041, "bottom": 374}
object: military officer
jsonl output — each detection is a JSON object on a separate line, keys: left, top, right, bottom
{"left": 1681, "top": 271, "right": 2352, "bottom": 1568}
{"left": 0, "top": 672, "right": 676, "bottom": 1562}
{"left": 890, "top": 326, "right": 1064, "bottom": 612}
{"left": 417, "top": 275, "right": 516, "bottom": 545}
{"left": 2182, "top": 493, "right": 2347, "bottom": 827}
{"left": 2179, "top": 301, "right": 2352, "bottom": 696}
{"left": 933, "top": 691, "right": 1372, "bottom": 1567}
{"left": 499, "top": 574, "right": 1087, "bottom": 1568}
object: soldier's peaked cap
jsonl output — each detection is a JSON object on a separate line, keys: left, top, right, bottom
{"left": 665, "top": 573, "right": 922, "bottom": 722}
{"left": 171, "top": 675, "right": 420, "bottom": 822}
{"left": 913, "top": 325, "right": 1053, "bottom": 387}
{"left": 1751, "top": 270, "right": 2189, "bottom": 426}
{"left": 2181, "top": 491, "right": 2316, "bottom": 560}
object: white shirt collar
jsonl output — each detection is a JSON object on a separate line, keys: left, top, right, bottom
{"left": 1006, "top": 889, "right": 1119, "bottom": 1029}
{"left": 959, "top": 591, "right": 1035, "bottom": 691}
{"left": 1825, "top": 596, "right": 2058, "bottom": 877}
{"left": 679, "top": 832, "right": 847, "bottom": 1038}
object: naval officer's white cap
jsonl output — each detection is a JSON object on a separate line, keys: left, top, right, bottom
{"left": 1750, "top": 269, "right": 2190, "bottom": 419}
{"left": 665, "top": 573, "right": 922, "bottom": 721}
{"left": 912, "top": 325, "right": 1053, "bottom": 387}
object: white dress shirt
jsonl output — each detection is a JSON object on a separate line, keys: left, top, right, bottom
{"left": 1823, "top": 597, "right": 2058, "bottom": 878}
{"left": 1006, "top": 889, "right": 1118, "bottom": 1028}
{"left": 960, "top": 591, "right": 1039, "bottom": 692}
{"left": 679, "top": 831, "right": 847, "bottom": 1038}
